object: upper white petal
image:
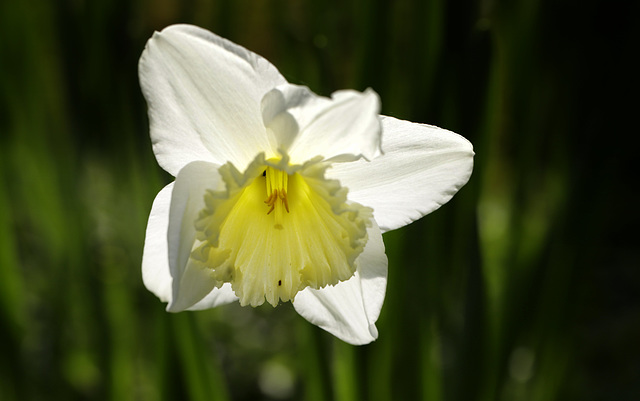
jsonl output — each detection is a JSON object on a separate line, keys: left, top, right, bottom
{"left": 293, "top": 221, "right": 387, "bottom": 345}
{"left": 142, "top": 183, "right": 175, "bottom": 303}
{"left": 166, "top": 160, "right": 226, "bottom": 311}
{"left": 261, "top": 84, "right": 382, "bottom": 164}
{"left": 328, "top": 116, "right": 474, "bottom": 232}
{"left": 139, "top": 24, "right": 287, "bottom": 176}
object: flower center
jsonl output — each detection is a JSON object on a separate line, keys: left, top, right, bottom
{"left": 264, "top": 166, "right": 289, "bottom": 229}
{"left": 191, "top": 153, "right": 373, "bottom": 307}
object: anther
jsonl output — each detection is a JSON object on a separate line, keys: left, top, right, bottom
{"left": 281, "top": 190, "right": 290, "bottom": 213}
{"left": 263, "top": 167, "right": 290, "bottom": 216}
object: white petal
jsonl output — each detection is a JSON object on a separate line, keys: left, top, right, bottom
{"left": 261, "top": 84, "right": 382, "bottom": 164}
{"left": 293, "top": 221, "right": 387, "bottom": 345}
{"left": 328, "top": 116, "right": 474, "bottom": 232}
{"left": 166, "top": 160, "right": 226, "bottom": 311}
{"left": 142, "top": 165, "right": 238, "bottom": 311}
{"left": 142, "top": 183, "right": 174, "bottom": 303}
{"left": 186, "top": 283, "right": 238, "bottom": 311}
{"left": 139, "top": 24, "right": 286, "bottom": 176}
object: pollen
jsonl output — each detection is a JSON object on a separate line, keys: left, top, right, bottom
{"left": 264, "top": 166, "right": 290, "bottom": 229}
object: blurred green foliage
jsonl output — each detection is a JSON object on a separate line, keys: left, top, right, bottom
{"left": 1, "top": 0, "right": 638, "bottom": 400}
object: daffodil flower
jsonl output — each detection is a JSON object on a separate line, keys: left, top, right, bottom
{"left": 140, "top": 25, "right": 473, "bottom": 345}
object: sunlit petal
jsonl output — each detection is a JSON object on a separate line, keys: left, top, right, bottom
{"left": 141, "top": 183, "right": 174, "bottom": 303}
{"left": 328, "top": 116, "right": 474, "bottom": 232}
{"left": 166, "top": 160, "right": 225, "bottom": 311}
{"left": 261, "top": 84, "right": 382, "bottom": 164}
{"left": 293, "top": 221, "right": 387, "bottom": 345}
{"left": 139, "top": 24, "right": 286, "bottom": 176}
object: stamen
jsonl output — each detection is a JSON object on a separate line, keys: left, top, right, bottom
{"left": 281, "top": 190, "right": 290, "bottom": 213}
{"left": 264, "top": 167, "right": 290, "bottom": 221}
{"left": 265, "top": 190, "right": 277, "bottom": 215}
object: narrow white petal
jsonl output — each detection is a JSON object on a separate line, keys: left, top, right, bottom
{"left": 142, "top": 183, "right": 174, "bottom": 303}
{"left": 139, "top": 24, "right": 286, "bottom": 176}
{"left": 328, "top": 116, "right": 474, "bottom": 232}
{"left": 142, "top": 164, "right": 238, "bottom": 311}
{"left": 186, "top": 283, "right": 238, "bottom": 311}
{"left": 293, "top": 221, "right": 387, "bottom": 345}
{"left": 166, "top": 160, "right": 225, "bottom": 312}
{"left": 261, "top": 84, "right": 382, "bottom": 164}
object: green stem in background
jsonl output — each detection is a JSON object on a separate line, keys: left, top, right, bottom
{"left": 332, "top": 339, "right": 359, "bottom": 401}
{"left": 171, "top": 313, "right": 230, "bottom": 401}
{"left": 297, "top": 319, "right": 330, "bottom": 401}
{"left": 0, "top": 158, "right": 25, "bottom": 401}
{"left": 420, "top": 319, "right": 443, "bottom": 401}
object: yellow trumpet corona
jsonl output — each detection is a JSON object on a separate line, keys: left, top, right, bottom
{"left": 190, "top": 155, "right": 372, "bottom": 307}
